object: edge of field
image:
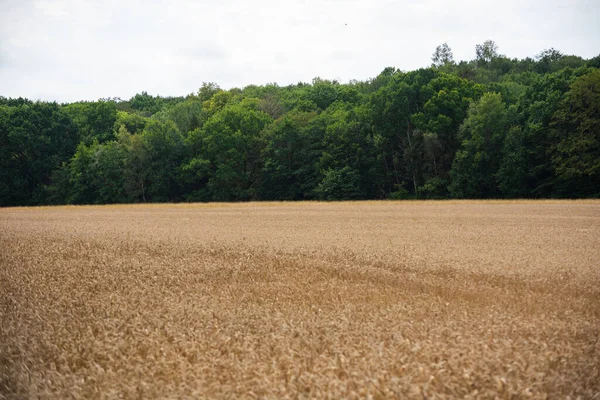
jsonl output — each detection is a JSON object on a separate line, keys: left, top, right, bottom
{"left": 2, "top": 198, "right": 600, "bottom": 211}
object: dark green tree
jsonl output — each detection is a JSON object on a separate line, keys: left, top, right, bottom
{"left": 450, "top": 93, "right": 508, "bottom": 198}
{"left": 496, "top": 126, "right": 529, "bottom": 197}
{"left": 259, "top": 111, "right": 320, "bottom": 200}
{"left": 0, "top": 102, "right": 78, "bottom": 206}
{"left": 317, "top": 103, "right": 381, "bottom": 199}
{"left": 315, "top": 166, "right": 362, "bottom": 200}
{"left": 516, "top": 66, "right": 593, "bottom": 196}
{"left": 549, "top": 70, "right": 600, "bottom": 196}
{"left": 475, "top": 40, "right": 500, "bottom": 65}
{"left": 129, "top": 91, "right": 165, "bottom": 116}
{"left": 139, "top": 120, "right": 186, "bottom": 201}
{"left": 370, "top": 68, "right": 437, "bottom": 196}
{"left": 63, "top": 100, "right": 117, "bottom": 144}
{"left": 432, "top": 43, "right": 454, "bottom": 68}
{"left": 188, "top": 99, "right": 272, "bottom": 201}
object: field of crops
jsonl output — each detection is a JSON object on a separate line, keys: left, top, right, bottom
{"left": 1, "top": 201, "right": 599, "bottom": 398}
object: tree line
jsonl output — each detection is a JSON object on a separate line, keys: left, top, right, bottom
{"left": 1, "top": 41, "right": 599, "bottom": 206}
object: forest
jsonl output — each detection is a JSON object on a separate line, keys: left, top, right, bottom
{"left": 1, "top": 41, "right": 599, "bottom": 206}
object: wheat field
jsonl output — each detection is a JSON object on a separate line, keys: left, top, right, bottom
{"left": 1, "top": 201, "right": 599, "bottom": 399}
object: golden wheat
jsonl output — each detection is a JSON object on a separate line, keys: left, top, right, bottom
{"left": 1, "top": 201, "right": 599, "bottom": 399}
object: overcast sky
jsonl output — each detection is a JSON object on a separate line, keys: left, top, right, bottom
{"left": 1, "top": 0, "right": 599, "bottom": 103}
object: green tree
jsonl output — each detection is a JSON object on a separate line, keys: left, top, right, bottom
{"left": 412, "top": 73, "right": 484, "bottom": 184}
{"left": 308, "top": 78, "right": 340, "bottom": 110}
{"left": 315, "top": 166, "right": 362, "bottom": 200}
{"left": 119, "top": 128, "right": 150, "bottom": 202}
{"left": 139, "top": 120, "right": 186, "bottom": 201}
{"left": 317, "top": 103, "right": 381, "bottom": 198}
{"left": 0, "top": 102, "right": 79, "bottom": 206}
{"left": 432, "top": 43, "right": 454, "bottom": 67}
{"left": 369, "top": 68, "right": 437, "bottom": 196}
{"left": 68, "top": 141, "right": 97, "bottom": 203}
{"left": 516, "top": 66, "right": 593, "bottom": 196}
{"left": 67, "top": 139, "right": 128, "bottom": 204}
{"left": 549, "top": 70, "right": 600, "bottom": 196}
{"left": 475, "top": 40, "right": 500, "bottom": 65}
{"left": 198, "top": 82, "right": 221, "bottom": 102}
{"left": 188, "top": 99, "right": 272, "bottom": 201}
{"left": 202, "top": 90, "right": 236, "bottom": 118}
{"left": 496, "top": 126, "right": 528, "bottom": 197}
{"left": 259, "top": 111, "right": 320, "bottom": 200}
{"left": 153, "top": 98, "right": 204, "bottom": 135}
{"left": 114, "top": 111, "right": 148, "bottom": 135}
{"left": 63, "top": 100, "right": 117, "bottom": 144}
{"left": 129, "top": 91, "right": 164, "bottom": 116}
{"left": 450, "top": 93, "right": 508, "bottom": 198}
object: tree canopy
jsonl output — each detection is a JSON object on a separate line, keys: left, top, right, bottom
{"left": 1, "top": 42, "right": 599, "bottom": 206}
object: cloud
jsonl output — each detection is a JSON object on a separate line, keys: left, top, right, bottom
{"left": 0, "top": 0, "right": 599, "bottom": 102}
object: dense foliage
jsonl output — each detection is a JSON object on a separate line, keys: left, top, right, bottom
{"left": 2, "top": 42, "right": 599, "bottom": 205}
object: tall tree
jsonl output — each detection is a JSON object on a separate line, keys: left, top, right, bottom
{"left": 317, "top": 103, "right": 381, "bottom": 199}
{"left": 496, "top": 126, "right": 529, "bottom": 197}
{"left": 475, "top": 40, "right": 499, "bottom": 65}
{"left": 129, "top": 91, "right": 165, "bottom": 116}
{"left": 432, "top": 43, "right": 454, "bottom": 67}
{"left": 549, "top": 70, "right": 600, "bottom": 196}
{"left": 370, "top": 69, "right": 437, "bottom": 196}
{"left": 198, "top": 82, "right": 221, "bottom": 102}
{"left": 450, "top": 93, "right": 508, "bottom": 198}
{"left": 67, "top": 139, "right": 128, "bottom": 204}
{"left": 0, "top": 102, "right": 78, "bottom": 206}
{"left": 153, "top": 98, "right": 204, "bottom": 135}
{"left": 188, "top": 99, "right": 272, "bottom": 201}
{"left": 412, "top": 73, "right": 484, "bottom": 188}
{"left": 139, "top": 120, "right": 187, "bottom": 201}
{"left": 516, "top": 66, "right": 592, "bottom": 196}
{"left": 259, "top": 111, "right": 319, "bottom": 200}
{"left": 63, "top": 100, "right": 117, "bottom": 144}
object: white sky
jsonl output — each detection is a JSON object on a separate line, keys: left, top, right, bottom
{"left": 1, "top": 0, "right": 599, "bottom": 103}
